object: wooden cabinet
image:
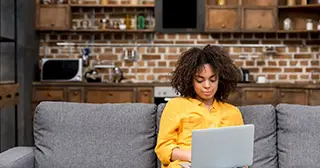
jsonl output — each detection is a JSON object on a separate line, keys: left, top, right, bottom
{"left": 67, "top": 87, "right": 84, "bottom": 103}
{"left": 206, "top": 7, "right": 240, "bottom": 32}
{"left": 227, "top": 88, "right": 242, "bottom": 106}
{"left": 241, "top": 7, "right": 277, "bottom": 31}
{"left": 309, "top": 90, "right": 320, "bottom": 106}
{"left": 33, "top": 87, "right": 66, "bottom": 102}
{"left": 36, "top": 5, "right": 70, "bottom": 30}
{"left": 243, "top": 88, "right": 277, "bottom": 105}
{"left": 137, "top": 87, "right": 154, "bottom": 104}
{"left": 86, "top": 87, "right": 135, "bottom": 103}
{"left": 278, "top": 89, "right": 308, "bottom": 105}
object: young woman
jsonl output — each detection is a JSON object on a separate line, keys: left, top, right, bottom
{"left": 155, "top": 45, "right": 245, "bottom": 168}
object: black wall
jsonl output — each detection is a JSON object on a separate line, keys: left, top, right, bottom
{"left": 0, "top": 0, "right": 38, "bottom": 151}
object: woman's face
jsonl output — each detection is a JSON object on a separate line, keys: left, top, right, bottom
{"left": 193, "top": 64, "right": 219, "bottom": 103}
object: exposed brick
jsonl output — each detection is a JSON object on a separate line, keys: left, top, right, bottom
{"left": 279, "top": 74, "right": 288, "bottom": 80}
{"left": 234, "top": 61, "right": 243, "bottom": 66}
{"left": 284, "top": 68, "right": 303, "bottom": 73}
{"left": 306, "top": 68, "right": 320, "bottom": 72}
{"left": 294, "top": 54, "right": 312, "bottom": 59}
{"left": 262, "top": 68, "right": 281, "bottom": 73}
{"left": 154, "top": 68, "right": 173, "bottom": 73}
{"left": 268, "top": 61, "right": 277, "bottom": 66}
{"left": 147, "top": 61, "right": 156, "bottom": 67}
{"left": 273, "top": 55, "right": 292, "bottom": 59}
{"left": 311, "top": 60, "right": 319, "bottom": 66}
{"left": 175, "top": 41, "right": 194, "bottom": 44}
{"left": 157, "top": 61, "right": 167, "bottom": 67}
{"left": 158, "top": 75, "right": 171, "bottom": 81}
{"left": 279, "top": 61, "right": 287, "bottom": 66}
{"left": 267, "top": 74, "right": 276, "bottom": 80}
{"left": 168, "top": 48, "right": 178, "bottom": 53}
{"left": 247, "top": 68, "right": 259, "bottom": 73}
{"left": 200, "top": 34, "right": 210, "bottom": 39}
{"left": 167, "top": 34, "right": 176, "bottom": 39}
{"left": 158, "top": 48, "right": 166, "bottom": 53}
{"left": 290, "top": 61, "right": 298, "bottom": 66}
{"left": 289, "top": 74, "right": 298, "bottom": 80}
{"left": 169, "top": 61, "right": 177, "bottom": 67}
{"left": 146, "top": 75, "right": 155, "bottom": 80}
{"left": 246, "top": 60, "right": 254, "bottom": 66}
{"left": 164, "top": 55, "right": 179, "bottom": 60}
{"left": 131, "top": 68, "right": 150, "bottom": 73}
{"left": 257, "top": 60, "right": 265, "bottom": 66}
{"left": 218, "top": 40, "right": 238, "bottom": 44}
{"left": 178, "top": 34, "right": 188, "bottom": 39}
{"left": 156, "top": 33, "right": 165, "bottom": 39}
{"left": 142, "top": 54, "right": 161, "bottom": 60}
{"left": 197, "top": 40, "right": 216, "bottom": 44}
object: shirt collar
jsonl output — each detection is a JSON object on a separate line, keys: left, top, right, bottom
{"left": 187, "top": 97, "right": 220, "bottom": 110}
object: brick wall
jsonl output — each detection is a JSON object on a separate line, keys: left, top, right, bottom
{"left": 38, "top": 0, "right": 320, "bottom": 84}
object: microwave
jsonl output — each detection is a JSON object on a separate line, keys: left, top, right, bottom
{"left": 41, "top": 58, "right": 83, "bottom": 82}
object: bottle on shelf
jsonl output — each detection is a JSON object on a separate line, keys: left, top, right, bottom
{"left": 306, "top": 19, "right": 313, "bottom": 31}
{"left": 301, "top": 0, "right": 307, "bottom": 5}
{"left": 287, "top": 0, "right": 295, "bottom": 6}
{"left": 317, "top": 20, "right": 320, "bottom": 31}
{"left": 137, "top": 14, "right": 146, "bottom": 29}
{"left": 125, "top": 14, "right": 132, "bottom": 29}
{"left": 217, "top": 0, "right": 226, "bottom": 5}
{"left": 101, "top": 0, "right": 108, "bottom": 5}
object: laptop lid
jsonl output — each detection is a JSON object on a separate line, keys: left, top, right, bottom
{"left": 191, "top": 124, "right": 255, "bottom": 168}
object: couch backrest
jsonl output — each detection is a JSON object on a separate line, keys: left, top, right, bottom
{"left": 34, "top": 101, "right": 158, "bottom": 168}
{"left": 238, "top": 105, "right": 278, "bottom": 168}
{"left": 276, "top": 103, "right": 320, "bottom": 168}
{"left": 156, "top": 103, "right": 278, "bottom": 168}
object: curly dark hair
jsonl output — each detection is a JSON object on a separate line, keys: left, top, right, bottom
{"left": 170, "top": 44, "right": 239, "bottom": 102}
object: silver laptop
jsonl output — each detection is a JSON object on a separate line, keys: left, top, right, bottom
{"left": 189, "top": 124, "right": 255, "bottom": 168}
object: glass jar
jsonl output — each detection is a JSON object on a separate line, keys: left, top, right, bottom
{"left": 306, "top": 19, "right": 313, "bottom": 31}
{"left": 317, "top": 20, "right": 320, "bottom": 30}
{"left": 283, "top": 18, "right": 293, "bottom": 30}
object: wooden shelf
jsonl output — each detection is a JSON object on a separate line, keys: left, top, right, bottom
{"left": 73, "top": 28, "right": 155, "bottom": 33}
{"left": 70, "top": 4, "right": 154, "bottom": 8}
{"left": 0, "top": 83, "right": 19, "bottom": 108}
{"left": 278, "top": 4, "right": 320, "bottom": 9}
{"left": 277, "top": 30, "right": 320, "bottom": 33}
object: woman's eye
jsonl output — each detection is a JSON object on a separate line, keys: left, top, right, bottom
{"left": 196, "top": 79, "right": 204, "bottom": 83}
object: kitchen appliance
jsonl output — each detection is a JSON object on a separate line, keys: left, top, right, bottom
{"left": 84, "top": 69, "right": 101, "bottom": 83}
{"left": 41, "top": 58, "right": 83, "bottom": 82}
{"left": 154, "top": 86, "right": 180, "bottom": 105}
{"left": 237, "top": 67, "right": 250, "bottom": 83}
{"left": 155, "top": 0, "right": 205, "bottom": 33}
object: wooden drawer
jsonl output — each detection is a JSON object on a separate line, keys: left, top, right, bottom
{"left": 86, "top": 87, "right": 135, "bottom": 103}
{"left": 67, "top": 87, "right": 84, "bottom": 103}
{"left": 33, "top": 87, "right": 65, "bottom": 102}
{"left": 279, "top": 89, "right": 308, "bottom": 105}
{"left": 241, "top": 0, "right": 277, "bottom": 6}
{"left": 243, "top": 88, "right": 277, "bottom": 105}
{"left": 241, "top": 7, "right": 276, "bottom": 31}
{"left": 206, "top": 7, "right": 240, "bottom": 32}
{"left": 309, "top": 90, "right": 320, "bottom": 106}
{"left": 137, "top": 87, "right": 154, "bottom": 104}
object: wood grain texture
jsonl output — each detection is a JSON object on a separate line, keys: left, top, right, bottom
{"left": 0, "top": 84, "right": 19, "bottom": 108}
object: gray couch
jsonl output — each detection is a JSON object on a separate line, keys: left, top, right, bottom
{"left": 0, "top": 101, "right": 320, "bottom": 168}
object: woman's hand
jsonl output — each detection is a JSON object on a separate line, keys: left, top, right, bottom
{"left": 171, "top": 148, "right": 192, "bottom": 162}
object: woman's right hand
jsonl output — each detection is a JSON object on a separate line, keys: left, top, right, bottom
{"left": 171, "top": 148, "right": 192, "bottom": 162}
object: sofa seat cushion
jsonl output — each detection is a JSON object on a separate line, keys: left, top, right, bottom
{"left": 238, "top": 105, "right": 278, "bottom": 168}
{"left": 34, "top": 101, "right": 157, "bottom": 168}
{"left": 276, "top": 104, "right": 320, "bottom": 168}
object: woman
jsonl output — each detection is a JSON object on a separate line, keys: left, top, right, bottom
{"left": 155, "top": 45, "right": 245, "bottom": 168}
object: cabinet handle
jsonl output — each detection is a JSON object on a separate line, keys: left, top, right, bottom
{"left": 108, "top": 93, "right": 113, "bottom": 96}
{"left": 281, "top": 93, "right": 285, "bottom": 97}
{"left": 51, "top": 24, "right": 55, "bottom": 27}
{"left": 257, "top": 24, "right": 262, "bottom": 28}
{"left": 6, "top": 94, "right": 11, "bottom": 98}
{"left": 73, "top": 92, "right": 78, "bottom": 96}
{"left": 221, "top": 24, "right": 226, "bottom": 28}
{"left": 257, "top": 93, "right": 263, "bottom": 98}
{"left": 143, "top": 92, "right": 148, "bottom": 96}
{"left": 47, "top": 93, "right": 52, "bottom": 97}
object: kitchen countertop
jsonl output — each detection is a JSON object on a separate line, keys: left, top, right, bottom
{"left": 32, "top": 81, "right": 320, "bottom": 89}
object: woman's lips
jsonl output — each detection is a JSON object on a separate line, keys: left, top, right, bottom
{"left": 203, "top": 91, "right": 212, "bottom": 96}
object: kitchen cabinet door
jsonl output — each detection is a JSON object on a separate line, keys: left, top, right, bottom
{"left": 206, "top": 6, "right": 240, "bottom": 32}
{"left": 241, "top": 7, "right": 277, "bottom": 32}
{"left": 137, "top": 87, "right": 154, "bottom": 104}
{"left": 36, "top": 5, "right": 70, "bottom": 30}
{"left": 86, "top": 87, "right": 135, "bottom": 103}
{"left": 278, "top": 89, "right": 308, "bottom": 105}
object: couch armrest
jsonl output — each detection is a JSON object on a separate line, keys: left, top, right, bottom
{"left": 0, "top": 147, "right": 35, "bottom": 168}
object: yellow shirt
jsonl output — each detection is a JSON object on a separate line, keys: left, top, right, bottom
{"left": 155, "top": 97, "right": 245, "bottom": 168}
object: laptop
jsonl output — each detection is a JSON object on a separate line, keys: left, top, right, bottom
{"left": 182, "top": 124, "right": 255, "bottom": 168}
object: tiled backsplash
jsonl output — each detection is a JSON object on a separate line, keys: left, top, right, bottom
{"left": 39, "top": 32, "right": 320, "bottom": 83}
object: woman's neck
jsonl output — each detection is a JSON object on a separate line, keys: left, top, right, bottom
{"left": 196, "top": 96, "right": 214, "bottom": 107}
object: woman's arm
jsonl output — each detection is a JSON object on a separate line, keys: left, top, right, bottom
{"left": 155, "top": 99, "right": 186, "bottom": 165}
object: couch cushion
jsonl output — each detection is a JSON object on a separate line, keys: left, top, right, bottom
{"left": 156, "top": 103, "right": 166, "bottom": 168}
{"left": 34, "top": 101, "right": 157, "bottom": 168}
{"left": 238, "top": 105, "right": 278, "bottom": 168}
{"left": 276, "top": 104, "right": 320, "bottom": 168}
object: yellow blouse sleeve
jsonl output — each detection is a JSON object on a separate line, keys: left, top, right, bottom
{"left": 233, "top": 107, "right": 244, "bottom": 126}
{"left": 155, "top": 99, "right": 181, "bottom": 165}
